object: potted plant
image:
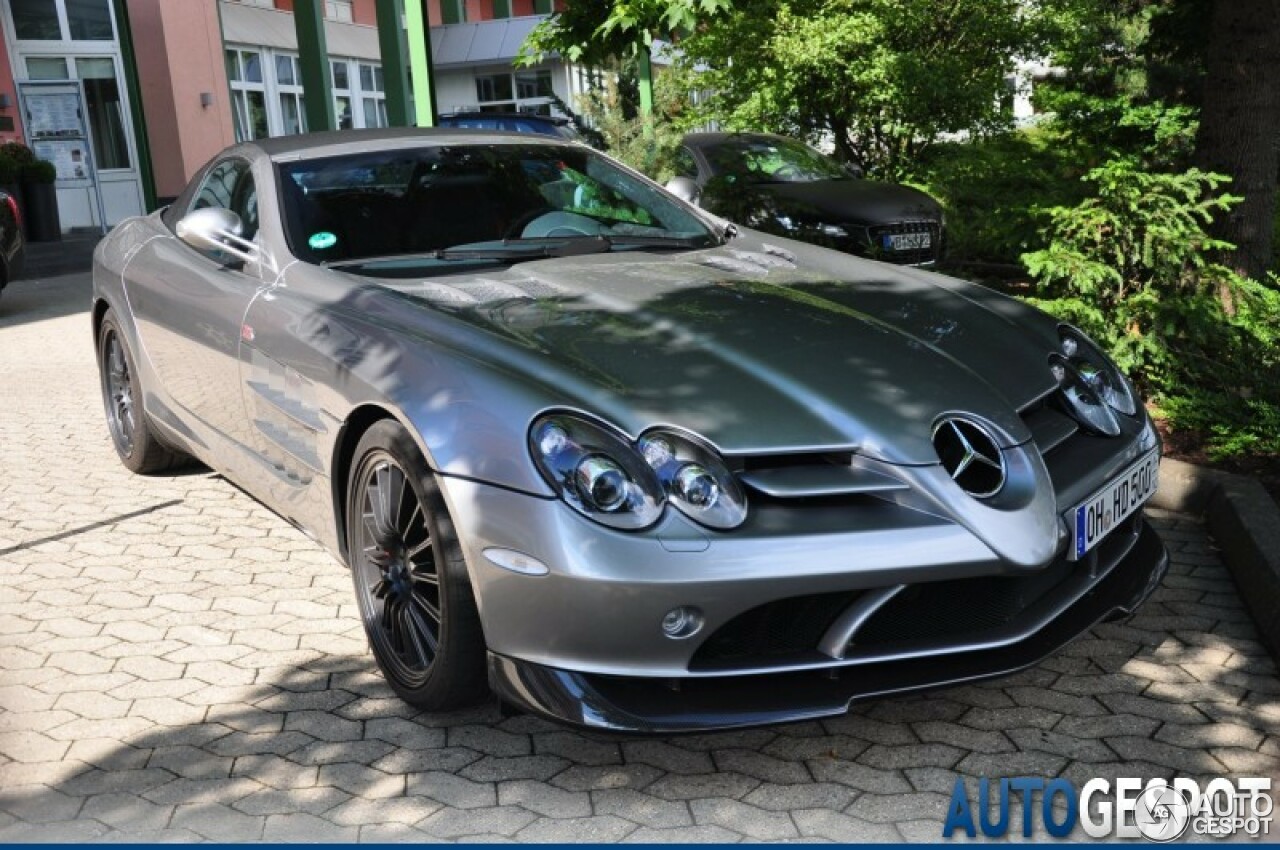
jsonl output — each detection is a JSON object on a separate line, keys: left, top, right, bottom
{"left": 0, "top": 153, "right": 19, "bottom": 206}
{"left": 21, "top": 159, "right": 60, "bottom": 242}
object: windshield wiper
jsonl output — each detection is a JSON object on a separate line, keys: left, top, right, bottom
{"left": 600, "top": 234, "right": 708, "bottom": 250}
{"left": 322, "top": 236, "right": 613, "bottom": 270}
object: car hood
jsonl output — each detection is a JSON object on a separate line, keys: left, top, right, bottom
{"left": 381, "top": 241, "right": 1058, "bottom": 465}
{"left": 749, "top": 178, "right": 940, "bottom": 226}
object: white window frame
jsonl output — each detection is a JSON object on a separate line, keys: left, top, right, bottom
{"left": 226, "top": 47, "right": 269, "bottom": 142}
{"left": 474, "top": 67, "right": 556, "bottom": 115}
{"left": 273, "top": 52, "right": 306, "bottom": 136}
{"left": 326, "top": 0, "right": 354, "bottom": 22}
{"left": 225, "top": 44, "right": 386, "bottom": 138}
{"left": 357, "top": 61, "right": 388, "bottom": 129}
{"left": 3, "top": 0, "right": 118, "bottom": 43}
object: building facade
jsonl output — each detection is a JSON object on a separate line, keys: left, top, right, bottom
{"left": 0, "top": 0, "right": 572, "bottom": 229}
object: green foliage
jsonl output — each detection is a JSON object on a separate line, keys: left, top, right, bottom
{"left": 22, "top": 159, "right": 57, "bottom": 185}
{"left": 910, "top": 130, "right": 1090, "bottom": 266}
{"left": 519, "top": 0, "right": 732, "bottom": 67}
{"left": 1022, "top": 159, "right": 1280, "bottom": 459}
{"left": 0, "top": 142, "right": 33, "bottom": 185}
{"left": 670, "top": 0, "right": 1044, "bottom": 179}
{"left": 0, "top": 142, "right": 36, "bottom": 167}
{"left": 570, "top": 70, "right": 689, "bottom": 181}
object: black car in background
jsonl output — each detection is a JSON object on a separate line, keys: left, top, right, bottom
{"left": 0, "top": 190, "right": 25, "bottom": 301}
{"left": 669, "top": 132, "right": 944, "bottom": 266}
{"left": 437, "top": 112, "right": 582, "bottom": 141}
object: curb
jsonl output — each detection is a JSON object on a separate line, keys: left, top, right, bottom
{"left": 1152, "top": 458, "right": 1280, "bottom": 661}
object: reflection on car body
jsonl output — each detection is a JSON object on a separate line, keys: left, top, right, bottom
{"left": 672, "top": 132, "right": 946, "bottom": 267}
{"left": 92, "top": 128, "right": 1167, "bottom": 733}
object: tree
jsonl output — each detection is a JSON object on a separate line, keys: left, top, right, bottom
{"left": 1193, "top": 0, "right": 1280, "bottom": 283}
{"left": 519, "top": 0, "right": 731, "bottom": 67}
{"left": 671, "top": 0, "right": 1043, "bottom": 179}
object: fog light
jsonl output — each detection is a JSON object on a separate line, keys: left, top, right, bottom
{"left": 661, "top": 606, "right": 704, "bottom": 639}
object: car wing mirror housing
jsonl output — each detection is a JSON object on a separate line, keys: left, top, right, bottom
{"left": 665, "top": 176, "right": 703, "bottom": 206}
{"left": 176, "top": 207, "right": 269, "bottom": 270}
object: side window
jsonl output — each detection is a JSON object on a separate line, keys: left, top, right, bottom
{"left": 231, "top": 172, "right": 259, "bottom": 242}
{"left": 187, "top": 158, "right": 258, "bottom": 257}
{"left": 673, "top": 146, "right": 700, "bottom": 180}
{"left": 192, "top": 160, "right": 243, "bottom": 213}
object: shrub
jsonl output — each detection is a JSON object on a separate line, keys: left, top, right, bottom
{"left": 910, "top": 130, "right": 1089, "bottom": 266}
{"left": 0, "top": 141, "right": 36, "bottom": 167}
{"left": 22, "top": 159, "right": 57, "bottom": 184}
{"left": 572, "top": 69, "right": 689, "bottom": 183}
{"left": 0, "top": 154, "right": 18, "bottom": 186}
{"left": 1021, "top": 158, "right": 1280, "bottom": 459}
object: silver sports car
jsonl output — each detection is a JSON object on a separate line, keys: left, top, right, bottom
{"left": 93, "top": 129, "right": 1168, "bottom": 732}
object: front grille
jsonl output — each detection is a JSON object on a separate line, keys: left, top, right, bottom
{"left": 690, "top": 519, "right": 1141, "bottom": 672}
{"left": 691, "top": 592, "right": 860, "bottom": 670}
{"left": 1019, "top": 395, "right": 1079, "bottom": 458}
{"left": 848, "top": 522, "right": 1137, "bottom": 653}
{"left": 864, "top": 220, "right": 942, "bottom": 265}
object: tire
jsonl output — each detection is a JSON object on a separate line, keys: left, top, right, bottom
{"left": 97, "top": 310, "right": 185, "bottom": 474}
{"left": 346, "top": 420, "right": 488, "bottom": 710}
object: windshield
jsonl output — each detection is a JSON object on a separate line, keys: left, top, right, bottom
{"left": 703, "top": 137, "right": 850, "bottom": 184}
{"left": 277, "top": 143, "right": 714, "bottom": 270}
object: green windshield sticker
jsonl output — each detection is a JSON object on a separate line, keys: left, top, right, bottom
{"left": 309, "top": 231, "right": 337, "bottom": 250}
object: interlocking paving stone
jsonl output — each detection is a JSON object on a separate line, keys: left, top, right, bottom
{"left": 1, "top": 272, "right": 1277, "bottom": 842}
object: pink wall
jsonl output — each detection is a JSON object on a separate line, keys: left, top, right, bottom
{"left": 0, "top": 41, "right": 23, "bottom": 145}
{"left": 275, "top": 0, "right": 379, "bottom": 26}
{"left": 127, "top": 0, "right": 234, "bottom": 199}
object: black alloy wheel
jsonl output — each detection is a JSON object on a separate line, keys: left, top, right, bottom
{"left": 347, "top": 420, "right": 486, "bottom": 708}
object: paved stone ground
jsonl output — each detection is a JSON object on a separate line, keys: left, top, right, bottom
{"left": 1, "top": 271, "right": 1277, "bottom": 842}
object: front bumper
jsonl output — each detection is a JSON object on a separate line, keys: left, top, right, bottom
{"left": 486, "top": 518, "right": 1168, "bottom": 733}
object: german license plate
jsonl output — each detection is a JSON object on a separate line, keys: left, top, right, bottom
{"left": 883, "top": 232, "right": 931, "bottom": 252}
{"left": 1069, "top": 449, "right": 1159, "bottom": 560}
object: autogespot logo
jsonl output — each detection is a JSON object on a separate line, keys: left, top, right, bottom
{"left": 942, "top": 776, "right": 1274, "bottom": 840}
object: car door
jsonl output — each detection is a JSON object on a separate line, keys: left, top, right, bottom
{"left": 122, "top": 157, "right": 264, "bottom": 454}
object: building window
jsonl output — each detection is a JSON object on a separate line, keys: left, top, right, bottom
{"left": 10, "top": 0, "right": 114, "bottom": 41}
{"left": 358, "top": 63, "right": 388, "bottom": 128}
{"left": 24, "top": 55, "right": 131, "bottom": 169}
{"left": 226, "top": 48, "right": 269, "bottom": 142}
{"left": 475, "top": 69, "right": 554, "bottom": 114}
{"left": 226, "top": 45, "right": 384, "bottom": 138}
{"left": 331, "top": 59, "right": 352, "bottom": 128}
{"left": 275, "top": 54, "right": 306, "bottom": 135}
{"left": 533, "top": 0, "right": 553, "bottom": 13}
{"left": 26, "top": 57, "right": 71, "bottom": 79}
{"left": 325, "top": 0, "right": 353, "bottom": 22}
{"left": 65, "top": 0, "right": 113, "bottom": 39}
{"left": 441, "top": 0, "right": 466, "bottom": 25}
{"left": 233, "top": 0, "right": 275, "bottom": 7}
{"left": 11, "top": 0, "right": 63, "bottom": 40}
{"left": 77, "top": 57, "right": 130, "bottom": 168}
{"left": 491, "top": 0, "right": 511, "bottom": 18}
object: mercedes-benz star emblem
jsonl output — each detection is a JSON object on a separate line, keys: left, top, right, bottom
{"left": 931, "top": 417, "right": 1007, "bottom": 498}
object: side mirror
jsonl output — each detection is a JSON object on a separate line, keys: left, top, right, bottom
{"left": 844, "top": 162, "right": 865, "bottom": 179}
{"left": 665, "top": 176, "right": 702, "bottom": 206}
{"left": 176, "top": 207, "right": 260, "bottom": 267}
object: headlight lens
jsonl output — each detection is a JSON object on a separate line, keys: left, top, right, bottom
{"left": 529, "top": 414, "right": 663, "bottom": 530}
{"left": 638, "top": 429, "right": 747, "bottom": 529}
{"left": 1051, "top": 354, "right": 1121, "bottom": 436}
{"left": 1058, "top": 326, "right": 1138, "bottom": 416}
